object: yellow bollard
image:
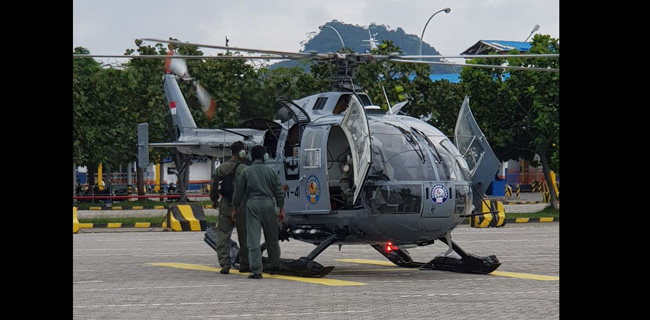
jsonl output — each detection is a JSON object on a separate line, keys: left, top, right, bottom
{"left": 97, "top": 163, "right": 104, "bottom": 191}
{"left": 73, "top": 207, "right": 80, "bottom": 234}
{"left": 542, "top": 181, "right": 550, "bottom": 203}
{"left": 515, "top": 184, "right": 520, "bottom": 198}
{"left": 550, "top": 170, "right": 559, "bottom": 200}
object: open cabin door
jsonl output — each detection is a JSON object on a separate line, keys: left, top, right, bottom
{"left": 454, "top": 96, "right": 500, "bottom": 212}
{"left": 341, "top": 95, "right": 372, "bottom": 204}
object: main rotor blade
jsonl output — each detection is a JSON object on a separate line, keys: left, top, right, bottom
{"left": 389, "top": 59, "right": 559, "bottom": 72}
{"left": 72, "top": 54, "right": 297, "bottom": 60}
{"left": 138, "top": 38, "right": 328, "bottom": 60}
{"left": 399, "top": 54, "right": 559, "bottom": 59}
{"left": 168, "top": 55, "right": 188, "bottom": 77}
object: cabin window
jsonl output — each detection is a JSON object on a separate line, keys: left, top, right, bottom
{"left": 284, "top": 124, "right": 303, "bottom": 157}
{"left": 363, "top": 183, "right": 422, "bottom": 214}
{"left": 312, "top": 97, "right": 328, "bottom": 110}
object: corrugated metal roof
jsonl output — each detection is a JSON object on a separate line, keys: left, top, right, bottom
{"left": 407, "top": 73, "right": 460, "bottom": 83}
{"left": 461, "top": 40, "right": 531, "bottom": 55}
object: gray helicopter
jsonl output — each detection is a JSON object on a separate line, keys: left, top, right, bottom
{"left": 77, "top": 38, "right": 558, "bottom": 277}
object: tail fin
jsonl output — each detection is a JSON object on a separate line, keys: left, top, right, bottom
{"left": 163, "top": 73, "right": 197, "bottom": 134}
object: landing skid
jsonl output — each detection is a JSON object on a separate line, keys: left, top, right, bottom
{"left": 372, "top": 237, "right": 501, "bottom": 274}
{"left": 205, "top": 226, "right": 337, "bottom": 278}
{"left": 259, "top": 232, "right": 342, "bottom": 278}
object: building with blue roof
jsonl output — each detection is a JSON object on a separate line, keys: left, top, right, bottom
{"left": 402, "top": 40, "right": 532, "bottom": 84}
{"left": 460, "top": 40, "right": 531, "bottom": 55}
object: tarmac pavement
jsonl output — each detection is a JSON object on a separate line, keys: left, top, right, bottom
{"left": 73, "top": 222, "right": 560, "bottom": 319}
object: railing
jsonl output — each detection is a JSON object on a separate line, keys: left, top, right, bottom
{"left": 73, "top": 184, "right": 210, "bottom": 204}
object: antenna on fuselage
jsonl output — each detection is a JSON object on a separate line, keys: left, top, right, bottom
{"left": 381, "top": 86, "right": 393, "bottom": 115}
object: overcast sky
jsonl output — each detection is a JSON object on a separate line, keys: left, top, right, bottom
{"left": 73, "top": 0, "right": 559, "bottom": 63}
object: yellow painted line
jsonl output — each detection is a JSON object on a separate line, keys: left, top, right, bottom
{"left": 515, "top": 218, "right": 529, "bottom": 223}
{"left": 490, "top": 271, "right": 559, "bottom": 281}
{"left": 154, "top": 206, "right": 165, "bottom": 209}
{"left": 111, "top": 206, "right": 123, "bottom": 210}
{"left": 539, "top": 217, "right": 554, "bottom": 223}
{"left": 107, "top": 223, "right": 122, "bottom": 228}
{"left": 79, "top": 223, "right": 94, "bottom": 228}
{"left": 89, "top": 207, "right": 102, "bottom": 210}
{"left": 134, "top": 222, "right": 151, "bottom": 228}
{"left": 132, "top": 206, "right": 144, "bottom": 210}
{"left": 338, "top": 259, "right": 559, "bottom": 281}
{"left": 148, "top": 262, "right": 365, "bottom": 286}
{"left": 336, "top": 259, "right": 396, "bottom": 267}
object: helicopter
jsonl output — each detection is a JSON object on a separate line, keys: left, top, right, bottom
{"left": 75, "top": 37, "right": 558, "bottom": 278}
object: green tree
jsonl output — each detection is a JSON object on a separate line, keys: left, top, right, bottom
{"left": 355, "top": 40, "right": 424, "bottom": 110}
{"left": 73, "top": 47, "right": 133, "bottom": 188}
{"left": 460, "top": 34, "right": 559, "bottom": 208}
{"left": 123, "top": 41, "right": 170, "bottom": 196}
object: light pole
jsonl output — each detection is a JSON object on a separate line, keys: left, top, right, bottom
{"left": 319, "top": 24, "right": 345, "bottom": 50}
{"left": 524, "top": 24, "right": 540, "bottom": 42}
{"left": 419, "top": 7, "right": 451, "bottom": 56}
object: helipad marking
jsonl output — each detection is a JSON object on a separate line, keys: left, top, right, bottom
{"left": 147, "top": 262, "right": 366, "bottom": 286}
{"left": 338, "top": 259, "right": 559, "bottom": 281}
{"left": 489, "top": 271, "right": 559, "bottom": 281}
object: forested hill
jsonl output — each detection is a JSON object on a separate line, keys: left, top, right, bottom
{"left": 270, "top": 20, "right": 453, "bottom": 74}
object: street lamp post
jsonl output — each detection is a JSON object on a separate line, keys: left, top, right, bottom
{"left": 319, "top": 25, "right": 346, "bottom": 50}
{"left": 419, "top": 7, "right": 451, "bottom": 56}
{"left": 524, "top": 24, "right": 540, "bottom": 42}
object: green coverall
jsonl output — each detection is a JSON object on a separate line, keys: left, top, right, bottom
{"left": 232, "top": 159, "right": 285, "bottom": 275}
{"left": 211, "top": 159, "right": 249, "bottom": 271}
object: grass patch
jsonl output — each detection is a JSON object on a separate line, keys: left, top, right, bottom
{"left": 506, "top": 206, "right": 559, "bottom": 219}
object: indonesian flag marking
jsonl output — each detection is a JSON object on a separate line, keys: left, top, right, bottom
{"left": 169, "top": 101, "right": 177, "bottom": 115}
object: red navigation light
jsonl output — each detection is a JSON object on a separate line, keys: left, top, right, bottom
{"left": 385, "top": 241, "right": 398, "bottom": 253}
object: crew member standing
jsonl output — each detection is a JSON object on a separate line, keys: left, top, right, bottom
{"left": 232, "top": 145, "right": 285, "bottom": 279}
{"left": 210, "top": 141, "right": 249, "bottom": 274}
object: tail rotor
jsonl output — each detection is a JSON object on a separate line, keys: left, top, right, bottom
{"left": 165, "top": 50, "right": 216, "bottom": 120}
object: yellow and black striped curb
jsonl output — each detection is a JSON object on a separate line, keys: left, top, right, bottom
{"left": 75, "top": 205, "right": 214, "bottom": 211}
{"left": 76, "top": 222, "right": 219, "bottom": 229}
{"left": 470, "top": 200, "right": 506, "bottom": 228}
{"left": 162, "top": 204, "right": 208, "bottom": 231}
{"left": 463, "top": 217, "right": 558, "bottom": 225}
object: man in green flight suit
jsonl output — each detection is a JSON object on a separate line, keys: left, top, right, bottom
{"left": 210, "top": 141, "right": 249, "bottom": 274}
{"left": 232, "top": 145, "right": 285, "bottom": 279}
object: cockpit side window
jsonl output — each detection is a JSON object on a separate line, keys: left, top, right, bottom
{"left": 284, "top": 124, "right": 302, "bottom": 157}
{"left": 332, "top": 95, "right": 351, "bottom": 114}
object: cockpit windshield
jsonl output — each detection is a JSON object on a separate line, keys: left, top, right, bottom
{"left": 367, "top": 120, "right": 470, "bottom": 182}
{"left": 369, "top": 121, "right": 436, "bottom": 181}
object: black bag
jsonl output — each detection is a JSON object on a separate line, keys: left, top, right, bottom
{"left": 218, "top": 162, "right": 241, "bottom": 201}
{"left": 204, "top": 226, "right": 240, "bottom": 267}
